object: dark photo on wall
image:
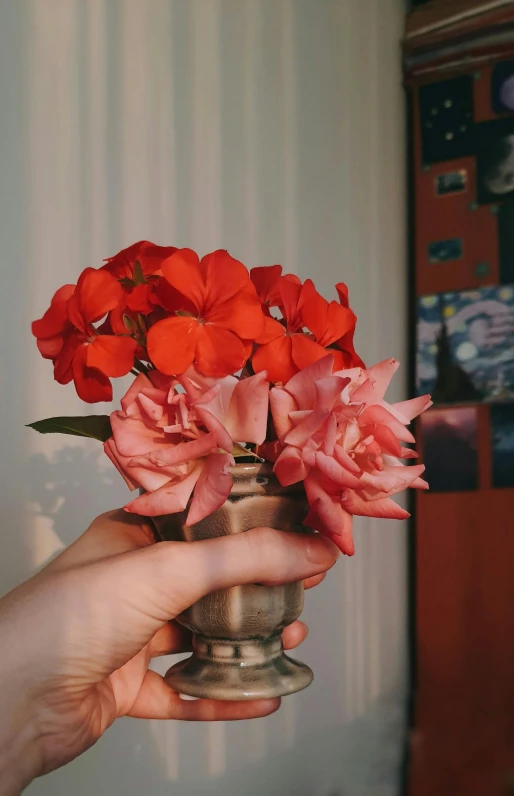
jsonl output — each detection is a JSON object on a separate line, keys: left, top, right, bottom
{"left": 416, "top": 286, "right": 514, "bottom": 403}
{"left": 476, "top": 119, "right": 514, "bottom": 204}
{"left": 491, "top": 403, "right": 514, "bottom": 488}
{"left": 492, "top": 60, "right": 514, "bottom": 116}
{"left": 420, "top": 407, "right": 479, "bottom": 492}
{"left": 419, "top": 76, "right": 474, "bottom": 165}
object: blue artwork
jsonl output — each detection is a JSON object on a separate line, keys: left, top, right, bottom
{"left": 417, "top": 285, "right": 514, "bottom": 403}
{"left": 491, "top": 403, "right": 514, "bottom": 487}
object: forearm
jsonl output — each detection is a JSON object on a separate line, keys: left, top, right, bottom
{"left": 0, "top": 593, "right": 42, "bottom": 795}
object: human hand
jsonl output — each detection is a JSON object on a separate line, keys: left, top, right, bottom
{"left": 0, "top": 510, "right": 338, "bottom": 794}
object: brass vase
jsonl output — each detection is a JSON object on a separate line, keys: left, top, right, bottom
{"left": 152, "top": 462, "right": 314, "bottom": 701}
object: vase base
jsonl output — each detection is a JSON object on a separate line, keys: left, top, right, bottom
{"left": 165, "top": 633, "right": 313, "bottom": 701}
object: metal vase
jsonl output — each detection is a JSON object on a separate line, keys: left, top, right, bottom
{"left": 152, "top": 462, "right": 313, "bottom": 701}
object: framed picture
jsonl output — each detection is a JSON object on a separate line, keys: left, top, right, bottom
{"left": 419, "top": 76, "right": 474, "bottom": 165}
{"left": 417, "top": 286, "right": 514, "bottom": 403}
{"left": 476, "top": 118, "right": 514, "bottom": 204}
{"left": 420, "top": 407, "right": 479, "bottom": 492}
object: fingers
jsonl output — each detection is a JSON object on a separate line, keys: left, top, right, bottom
{"left": 127, "top": 670, "right": 281, "bottom": 721}
{"left": 304, "top": 572, "right": 326, "bottom": 590}
{"left": 127, "top": 526, "right": 339, "bottom": 619}
{"left": 148, "top": 623, "right": 192, "bottom": 657}
{"left": 282, "top": 620, "right": 308, "bottom": 650}
{"left": 45, "top": 510, "right": 156, "bottom": 573}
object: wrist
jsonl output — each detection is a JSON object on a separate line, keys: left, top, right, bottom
{"left": 0, "top": 702, "right": 41, "bottom": 796}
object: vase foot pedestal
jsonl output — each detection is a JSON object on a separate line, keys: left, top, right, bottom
{"left": 165, "top": 633, "right": 313, "bottom": 701}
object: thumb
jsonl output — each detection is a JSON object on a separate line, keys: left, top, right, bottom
{"left": 105, "top": 526, "right": 339, "bottom": 621}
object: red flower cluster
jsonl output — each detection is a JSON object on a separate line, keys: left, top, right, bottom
{"left": 32, "top": 241, "right": 364, "bottom": 402}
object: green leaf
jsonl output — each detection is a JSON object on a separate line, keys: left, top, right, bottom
{"left": 27, "top": 416, "right": 112, "bottom": 442}
{"left": 132, "top": 259, "right": 145, "bottom": 285}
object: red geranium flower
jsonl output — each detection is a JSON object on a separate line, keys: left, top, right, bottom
{"left": 147, "top": 248, "right": 266, "bottom": 378}
{"left": 252, "top": 278, "right": 328, "bottom": 383}
{"left": 103, "top": 240, "right": 178, "bottom": 335}
{"left": 33, "top": 268, "right": 137, "bottom": 403}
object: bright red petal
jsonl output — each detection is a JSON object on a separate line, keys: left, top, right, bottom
{"left": 336, "top": 328, "right": 365, "bottom": 369}
{"left": 32, "top": 284, "right": 75, "bottom": 339}
{"left": 103, "top": 240, "right": 152, "bottom": 279}
{"left": 37, "top": 336, "right": 64, "bottom": 360}
{"left": 252, "top": 335, "right": 296, "bottom": 384}
{"left": 86, "top": 335, "right": 137, "bottom": 377}
{"left": 72, "top": 343, "right": 112, "bottom": 403}
{"left": 195, "top": 325, "right": 247, "bottom": 377}
{"left": 125, "top": 283, "right": 155, "bottom": 314}
{"left": 146, "top": 316, "right": 199, "bottom": 375}
{"left": 300, "top": 280, "right": 355, "bottom": 347}
{"left": 138, "top": 244, "right": 178, "bottom": 276}
{"left": 250, "top": 265, "right": 283, "bottom": 305}
{"left": 53, "top": 333, "right": 83, "bottom": 384}
{"left": 279, "top": 278, "right": 303, "bottom": 331}
{"left": 336, "top": 282, "right": 350, "bottom": 308}
{"left": 161, "top": 249, "right": 204, "bottom": 314}
{"left": 207, "top": 286, "right": 265, "bottom": 339}
{"left": 68, "top": 268, "right": 124, "bottom": 331}
{"left": 290, "top": 333, "right": 327, "bottom": 371}
{"left": 201, "top": 250, "right": 251, "bottom": 310}
{"left": 255, "top": 316, "right": 284, "bottom": 345}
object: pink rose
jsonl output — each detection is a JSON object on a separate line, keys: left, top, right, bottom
{"left": 104, "top": 368, "right": 269, "bottom": 524}
{"left": 268, "top": 356, "right": 431, "bottom": 556}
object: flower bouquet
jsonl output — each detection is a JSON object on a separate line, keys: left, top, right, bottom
{"left": 30, "top": 242, "right": 431, "bottom": 699}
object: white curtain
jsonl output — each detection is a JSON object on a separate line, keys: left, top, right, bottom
{"left": 0, "top": 1, "right": 408, "bottom": 794}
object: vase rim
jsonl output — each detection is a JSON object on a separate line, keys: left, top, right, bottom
{"left": 230, "top": 460, "right": 304, "bottom": 497}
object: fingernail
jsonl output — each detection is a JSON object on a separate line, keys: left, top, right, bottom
{"left": 305, "top": 535, "right": 340, "bottom": 564}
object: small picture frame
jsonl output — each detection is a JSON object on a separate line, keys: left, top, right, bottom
{"left": 435, "top": 170, "right": 468, "bottom": 197}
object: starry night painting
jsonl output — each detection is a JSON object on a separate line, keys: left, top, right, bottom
{"left": 416, "top": 285, "right": 514, "bottom": 403}
{"left": 491, "top": 403, "right": 514, "bottom": 488}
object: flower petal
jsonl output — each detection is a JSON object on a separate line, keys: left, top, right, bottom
{"left": 358, "top": 404, "right": 415, "bottom": 444}
{"left": 391, "top": 395, "right": 433, "bottom": 423}
{"left": 315, "top": 451, "right": 363, "bottom": 489}
{"left": 131, "top": 433, "right": 218, "bottom": 468}
{"left": 284, "top": 354, "right": 335, "bottom": 408}
{"left": 186, "top": 453, "right": 234, "bottom": 526}
{"left": 86, "top": 335, "right": 137, "bottom": 377}
{"left": 147, "top": 316, "right": 199, "bottom": 376}
{"left": 366, "top": 359, "right": 400, "bottom": 399}
{"left": 195, "top": 325, "right": 248, "bottom": 378}
{"left": 252, "top": 335, "right": 296, "bottom": 384}
{"left": 274, "top": 445, "right": 310, "bottom": 486}
{"left": 201, "top": 250, "right": 251, "bottom": 309}
{"left": 269, "top": 386, "right": 298, "bottom": 439}
{"left": 121, "top": 373, "right": 154, "bottom": 412}
{"left": 110, "top": 411, "right": 169, "bottom": 456}
{"left": 72, "top": 343, "right": 112, "bottom": 403}
{"left": 161, "top": 248, "right": 204, "bottom": 313}
{"left": 207, "top": 286, "right": 265, "bottom": 339}
{"left": 342, "top": 491, "right": 410, "bottom": 520}
{"left": 68, "top": 268, "right": 124, "bottom": 331}
{"left": 255, "top": 316, "right": 284, "bottom": 345}
{"left": 125, "top": 463, "right": 202, "bottom": 516}
{"left": 225, "top": 371, "right": 269, "bottom": 444}
{"left": 32, "top": 284, "right": 75, "bottom": 338}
